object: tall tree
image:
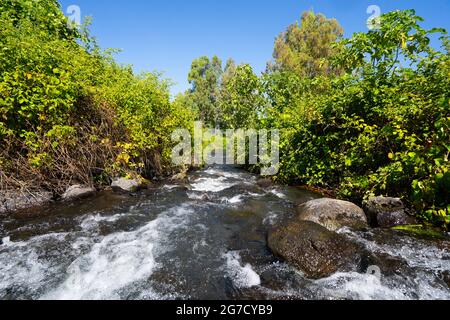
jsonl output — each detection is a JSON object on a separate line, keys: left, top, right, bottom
{"left": 271, "top": 11, "right": 344, "bottom": 77}
{"left": 221, "top": 58, "right": 237, "bottom": 85}
{"left": 187, "top": 55, "right": 223, "bottom": 125}
{"left": 219, "top": 64, "right": 263, "bottom": 129}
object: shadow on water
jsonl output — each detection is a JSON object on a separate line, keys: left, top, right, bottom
{"left": 0, "top": 166, "right": 449, "bottom": 300}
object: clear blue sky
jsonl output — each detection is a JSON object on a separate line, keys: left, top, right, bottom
{"left": 58, "top": 0, "right": 450, "bottom": 96}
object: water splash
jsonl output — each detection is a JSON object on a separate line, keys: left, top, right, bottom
{"left": 224, "top": 251, "right": 261, "bottom": 289}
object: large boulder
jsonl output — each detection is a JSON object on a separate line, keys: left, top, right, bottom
{"left": 111, "top": 178, "right": 144, "bottom": 193}
{"left": 268, "top": 220, "right": 364, "bottom": 279}
{"left": 62, "top": 185, "right": 96, "bottom": 201}
{"left": 363, "top": 196, "right": 416, "bottom": 228}
{"left": 0, "top": 190, "right": 53, "bottom": 214}
{"left": 296, "top": 198, "right": 368, "bottom": 231}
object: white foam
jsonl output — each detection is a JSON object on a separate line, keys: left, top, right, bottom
{"left": 339, "top": 228, "right": 450, "bottom": 272}
{"left": 269, "top": 189, "right": 286, "bottom": 199}
{"left": 187, "top": 192, "right": 209, "bottom": 201}
{"left": 41, "top": 226, "right": 158, "bottom": 300}
{"left": 1, "top": 237, "right": 11, "bottom": 246}
{"left": 79, "top": 214, "right": 126, "bottom": 231}
{"left": 40, "top": 205, "right": 194, "bottom": 300}
{"left": 224, "top": 251, "right": 261, "bottom": 288}
{"left": 222, "top": 195, "right": 243, "bottom": 204}
{"left": 316, "top": 271, "right": 450, "bottom": 300}
{"left": 248, "top": 192, "right": 264, "bottom": 197}
{"left": 263, "top": 213, "right": 279, "bottom": 226}
{"left": 0, "top": 233, "right": 71, "bottom": 298}
{"left": 204, "top": 168, "right": 242, "bottom": 179}
{"left": 163, "top": 185, "right": 180, "bottom": 190}
{"left": 0, "top": 205, "right": 195, "bottom": 300}
{"left": 317, "top": 272, "right": 408, "bottom": 300}
{"left": 190, "top": 177, "right": 235, "bottom": 193}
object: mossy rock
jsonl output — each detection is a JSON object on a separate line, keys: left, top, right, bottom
{"left": 392, "top": 225, "right": 448, "bottom": 240}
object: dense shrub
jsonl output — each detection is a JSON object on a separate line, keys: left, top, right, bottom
{"left": 261, "top": 10, "right": 450, "bottom": 227}
{"left": 0, "top": 0, "right": 193, "bottom": 193}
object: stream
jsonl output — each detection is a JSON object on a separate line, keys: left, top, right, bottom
{"left": 0, "top": 166, "right": 449, "bottom": 300}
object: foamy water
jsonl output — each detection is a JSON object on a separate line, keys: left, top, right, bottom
{"left": 190, "top": 177, "right": 236, "bottom": 193}
{"left": 0, "top": 166, "right": 449, "bottom": 300}
{"left": 224, "top": 251, "right": 261, "bottom": 288}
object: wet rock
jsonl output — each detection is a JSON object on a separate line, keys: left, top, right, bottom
{"left": 351, "top": 228, "right": 450, "bottom": 272}
{"left": 378, "top": 211, "right": 416, "bottom": 228}
{"left": 111, "top": 178, "right": 144, "bottom": 193}
{"left": 62, "top": 185, "right": 96, "bottom": 201}
{"left": 257, "top": 178, "right": 273, "bottom": 188}
{"left": 0, "top": 224, "right": 4, "bottom": 245}
{"left": 441, "top": 271, "right": 450, "bottom": 288}
{"left": 268, "top": 220, "right": 364, "bottom": 279}
{"left": 364, "top": 252, "right": 411, "bottom": 278}
{"left": 296, "top": 198, "right": 368, "bottom": 231}
{"left": 0, "top": 190, "right": 53, "bottom": 215}
{"left": 171, "top": 170, "right": 189, "bottom": 183}
{"left": 364, "top": 197, "right": 416, "bottom": 228}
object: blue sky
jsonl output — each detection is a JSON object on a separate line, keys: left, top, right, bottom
{"left": 58, "top": 0, "right": 450, "bottom": 96}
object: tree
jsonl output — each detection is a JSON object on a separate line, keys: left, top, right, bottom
{"left": 187, "top": 55, "right": 223, "bottom": 125}
{"left": 334, "top": 9, "right": 446, "bottom": 78}
{"left": 263, "top": 10, "right": 449, "bottom": 227}
{"left": 219, "top": 64, "right": 263, "bottom": 129}
{"left": 271, "top": 11, "right": 344, "bottom": 78}
{"left": 221, "top": 58, "right": 237, "bottom": 86}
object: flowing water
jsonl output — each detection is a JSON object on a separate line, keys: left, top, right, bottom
{"left": 0, "top": 166, "right": 449, "bottom": 300}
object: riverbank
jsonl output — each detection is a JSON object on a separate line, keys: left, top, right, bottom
{"left": 1, "top": 164, "right": 446, "bottom": 237}
{"left": 0, "top": 166, "right": 192, "bottom": 217}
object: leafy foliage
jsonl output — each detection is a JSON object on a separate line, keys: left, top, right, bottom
{"left": 262, "top": 10, "right": 450, "bottom": 228}
{"left": 187, "top": 56, "right": 223, "bottom": 125}
{"left": 180, "top": 10, "right": 449, "bottom": 228}
{"left": 271, "top": 11, "right": 344, "bottom": 77}
{"left": 0, "top": 0, "right": 193, "bottom": 193}
{"left": 219, "top": 64, "right": 263, "bottom": 129}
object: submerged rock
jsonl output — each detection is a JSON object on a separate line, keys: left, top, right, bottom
{"left": 171, "top": 169, "right": 189, "bottom": 183}
{"left": 62, "top": 185, "right": 96, "bottom": 201}
{"left": 111, "top": 178, "right": 144, "bottom": 193}
{"left": 296, "top": 198, "right": 368, "bottom": 231}
{"left": 442, "top": 271, "right": 450, "bottom": 289}
{"left": 344, "top": 227, "right": 450, "bottom": 275}
{"left": 0, "top": 190, "right": 53, "bottom": 215}
{"left": 256, "top": 178, "right": 273, "bottom": 188}
{"left": 364, "top": 252, "right": 411, "bottom": 278}
{"left": 0, "top": 224, "right": 5, "bottom": 244}
{"left": 268, "top": 220, "right": 364, "bottom": 279}
{"left": 364, "top": 196, "right": 416, "bottom": 228}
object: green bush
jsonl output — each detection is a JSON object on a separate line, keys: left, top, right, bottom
{"left": 260, "top": 10, "right": 450, "bottom": 227}
{"left": 0, "top": 0, "right": 193, "bottom": 193}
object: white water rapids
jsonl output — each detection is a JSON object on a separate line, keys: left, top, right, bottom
{"left": 0, "top": 166, "right": 449, "bottom": 300}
